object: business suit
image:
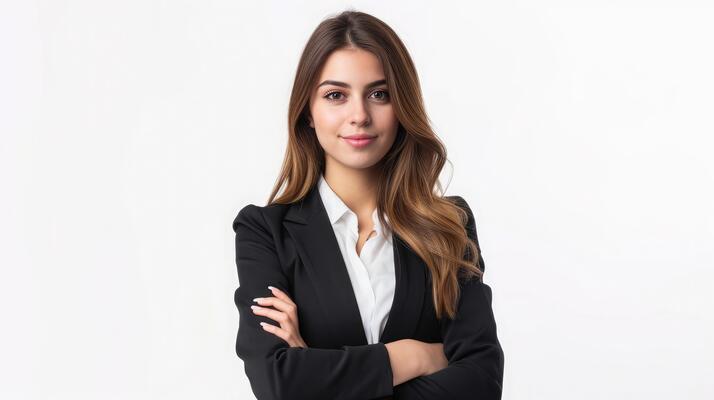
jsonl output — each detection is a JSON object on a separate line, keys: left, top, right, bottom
{"left": 232, "top": 182, "right": 505, "bottom": 400}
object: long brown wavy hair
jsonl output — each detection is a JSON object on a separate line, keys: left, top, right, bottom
{"left": 266, "top": 10, "right": 482, "bottom": 320}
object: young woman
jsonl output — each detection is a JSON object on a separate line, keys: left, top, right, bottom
{"left": 232, "top": 10, "right": 504, "bottom": 400}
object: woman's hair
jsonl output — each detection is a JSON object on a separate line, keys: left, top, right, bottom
{"left": 267, "top": 9, "right": 482, "bottom": 320}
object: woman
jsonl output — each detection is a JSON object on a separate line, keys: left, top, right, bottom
{"left": 232, "top": 10, "right": 504, "bottom": 400}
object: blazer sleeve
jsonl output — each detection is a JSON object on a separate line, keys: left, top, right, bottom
{"left": 392, "top": 196, "right": 505, "bottom": 399}
{"left": 232, "top": 204, "right": 395, "bottom": 400}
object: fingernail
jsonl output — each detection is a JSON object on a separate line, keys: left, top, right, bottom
{"left": 251, "top": 305, "right": 258, "bottom": 310}
{"left": 253, "top": 298, "right": 262, "bottom": 303}
{"left": 268, "top": 286, "right": 275, "bottom": 291}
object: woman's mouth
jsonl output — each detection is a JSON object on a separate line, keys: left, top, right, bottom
{"left": 341, "top": 135, "right": 376, "bottom": 148}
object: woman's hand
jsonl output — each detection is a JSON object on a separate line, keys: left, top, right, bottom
{"left": 251, "top": 286, "right": 308, "bottom": 348}
{"left": 420, "top": 342, "right": 449, "bottom": 376}
{"left": 385, "top": 339, "right": 449, "bottom": 386}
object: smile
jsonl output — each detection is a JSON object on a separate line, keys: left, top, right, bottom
{"left": 341, "top": 136, "right": 376, "bottom": 148}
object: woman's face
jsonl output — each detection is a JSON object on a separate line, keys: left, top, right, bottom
{"left": 308, "top": 47, "right": 400, "bottom": 172}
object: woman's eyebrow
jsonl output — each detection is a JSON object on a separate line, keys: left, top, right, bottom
{"left": 316, "top": 79, "right": 387, "bottom": 89}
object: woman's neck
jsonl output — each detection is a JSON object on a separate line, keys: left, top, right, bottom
{"left": 323, "top": 164, "right": 379, "bottom": 216}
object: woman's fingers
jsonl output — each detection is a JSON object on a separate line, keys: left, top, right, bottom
{"left": 259, "top": 322, "right": 304, "bottom": 347}
{"left": 254, "top": 296, "right": 294, "bottom": 314}
{"left": 252, "top": 296, "right": 297, "bottom": 322}
{"left": 268, "top": 286, "right": 295, "bottom": 306}
{"left": 251, "top": 287, "right": 307, "bottom": 348}
{"left": 251, "top": 304, "right": 289, "bottom": 323}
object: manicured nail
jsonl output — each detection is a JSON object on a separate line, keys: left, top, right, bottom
{"left": 253, "top": 298, "right": 262, "bottom": 303}
{"left": 251, "top": 305, "right": 258, "bottom": 310}
{"left": 268, "top": 286, "right": 275, "bottom": 291}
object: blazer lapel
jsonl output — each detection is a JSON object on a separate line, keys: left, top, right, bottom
{"left": 283, "top": 183, "right": 425, "bottom": 346}
{"left": 379, "top": 233, "right": 425, "bottom": 344}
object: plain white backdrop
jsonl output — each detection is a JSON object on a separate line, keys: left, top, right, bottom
{"left": 2, "top": 0, "right": 713, "bottom": 399}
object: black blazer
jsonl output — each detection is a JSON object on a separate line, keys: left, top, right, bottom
{"left": 232, "top": 183, "right": 504, "bottom": 400}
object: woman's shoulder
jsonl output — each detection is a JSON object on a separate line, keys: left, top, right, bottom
{"left": 232, "top": 201, "right": 293, "bottom": 234}
{"left": 444, "top": 194, "right": 479, "bottom": 244}
{"left": 444, "top": 194, "right": 474, "bottom": 215}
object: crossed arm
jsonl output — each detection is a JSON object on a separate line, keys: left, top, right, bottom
{"left": 391, "top": 279, "right": 504, "bottom": 399}
{"left": 390, "top": 196, "right": 505, "bottom": 399}
{"left": 232, "top": 197, "right": 504, "bottom": 400}
{"left": 233, "top": 204, "right": 395, "bottom": 400}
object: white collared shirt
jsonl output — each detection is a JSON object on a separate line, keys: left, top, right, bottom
{"left": 318, "top": 174, "right": 396, "bottom": 344}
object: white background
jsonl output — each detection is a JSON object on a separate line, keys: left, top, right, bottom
{"left": 2, "top": 1, "right": 713, "bottom": 399}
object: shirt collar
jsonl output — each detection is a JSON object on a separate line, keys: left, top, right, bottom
{"left": 317, "top": 174, "right": 391, "bottom": 242}
{"left": 318, "top": 174, "right": 350, "bottom": 225}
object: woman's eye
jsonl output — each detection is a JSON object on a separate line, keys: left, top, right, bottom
{"left": 325, "top": 91, "right": 344, "bottom": 101}
{"left": 371, "top": 90, "right": 389, "bottom": 101}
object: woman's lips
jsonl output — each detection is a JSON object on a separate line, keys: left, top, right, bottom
{"left": 341, "top": 136, "right": 376, "bottom": 148}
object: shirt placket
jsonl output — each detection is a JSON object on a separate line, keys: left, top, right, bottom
{"left": 345, "top": 213, "right": 377, "bottom": 343}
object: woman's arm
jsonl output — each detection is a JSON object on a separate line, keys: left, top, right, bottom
{"left": 233, "top": 204, "right": 394, "bottom": 400}
{"left": 385, "top": 339, "right": 447, "bottom": 386}
{"left": 392, "top": 196, "right": 505, "bottom": 399}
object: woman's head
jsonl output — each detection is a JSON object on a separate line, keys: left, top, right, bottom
{"left": 273, "top": 9, "right": 433, "bottom": 195}
{"left": 269, "top": 10, "right": 482, "bottom": 320}
{"left": 307, "top": 47, "right": 399, "bottom": 173}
